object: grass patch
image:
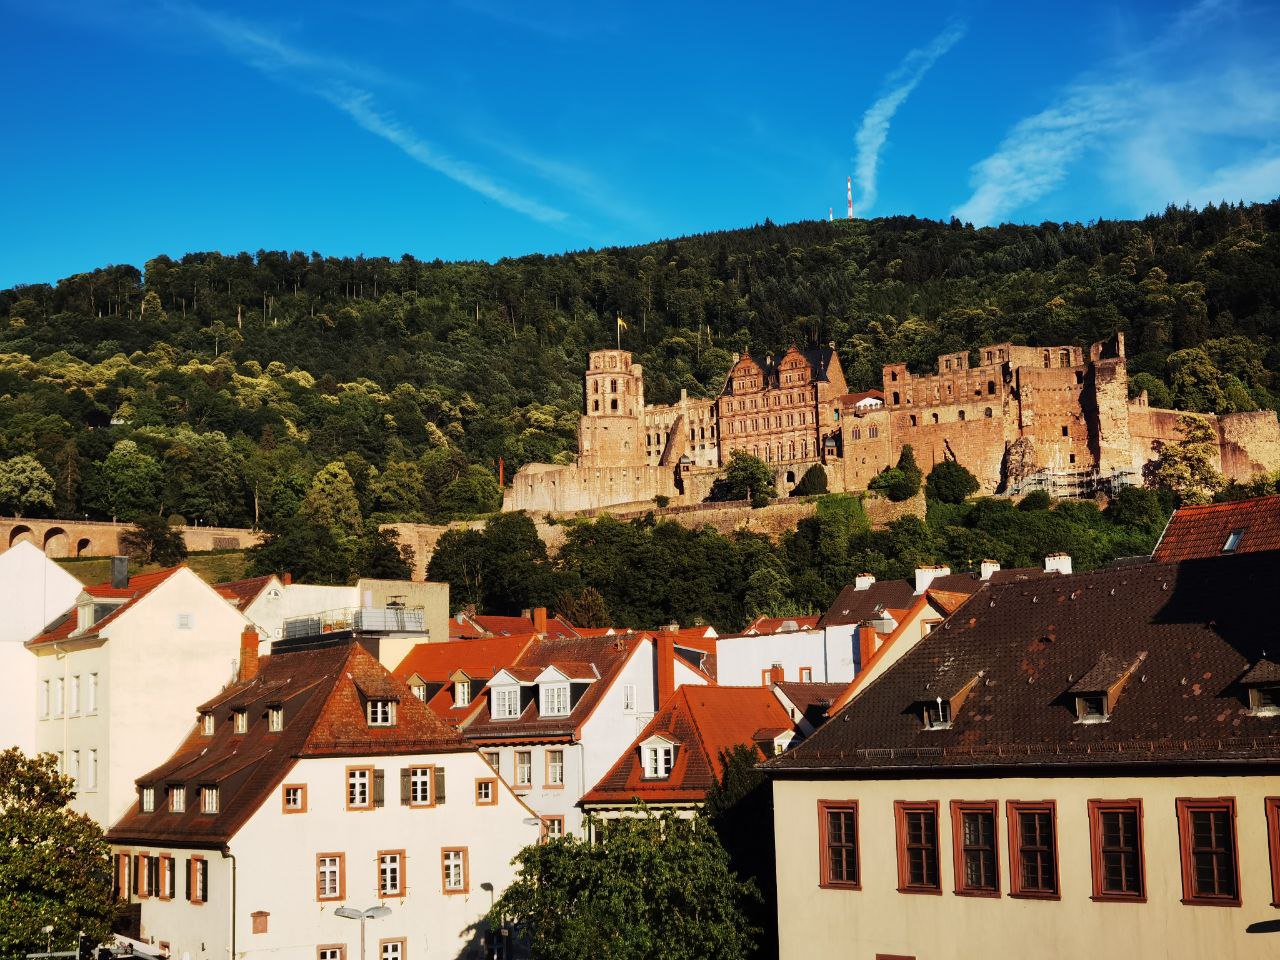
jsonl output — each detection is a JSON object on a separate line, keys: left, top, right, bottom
{"left": 58, "top": 551, "right": 248, "bottom": 586}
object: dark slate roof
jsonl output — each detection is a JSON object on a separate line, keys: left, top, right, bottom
{"left": 774, "top": 681, "right": 847, "bottom": 729}
{"left": 1153, "top": 495, "right": 1280, "bottom": 562}
{"left": 818, "top": 567, "right": 1049, "bottom": 628}
{"left": 107, "top": 641, "right": 468, "bottom": 847}
{"left": 1068, "top": 652, "right": 1146, "bottom": 694}
{"left": 767, "top": 551, "right": 1280, "bottom": 775}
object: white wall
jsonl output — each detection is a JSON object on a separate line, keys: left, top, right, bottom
{"left": 243, "top": 582, "right": 354, "bottom": 645}
{"left": 715, "top": 629, "right": 858, "bottom": 686}
{"left": 0, "top": 542, "right": 82, "bottom": 753}
{"left": 121, "top": 750, "right": 540, "bottom": 960}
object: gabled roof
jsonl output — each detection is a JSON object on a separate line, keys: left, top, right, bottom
{"left": 839, "top": 389, "right": 885, "bottom": 406}
{"left": 737, "top": 615, "right": 821, "bottom": 636}
{"left": 28, "top": 566, "right": 188, "bottom": 647}
{"left": 1152, "top": 494, "right": 1280, "bottom": 562}
{"left": 818, "top": 567, "right": 1048, "bottom": 628}
{"left": 767, "top": 550, "right": 1280, "bottom": 776}
{"left": 581, "top": 686, "right": 795, "bottom": 807}
{"left": 449, "top": 612, "right": 579, "bottom": 640}
{"left": 107, "top": 641, "right": 469, "bottom": 847}
{"left": 463, "top": 633, "right": 648, "bottom": 742}
{"left": 773, "top": 681, "right": 847, "bottom": 729}
{"left": 393, "top": 634, "right": 538, "bottom": 724}
{"left": 215, "top": 574, "right": 281, "bottom": 610}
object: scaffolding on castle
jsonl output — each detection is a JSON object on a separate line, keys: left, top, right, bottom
{"left": 1007, "top": 466, "right": 1140, "bottom": 500}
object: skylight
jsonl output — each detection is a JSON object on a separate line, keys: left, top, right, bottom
{"left": 1223, "top": 529, "right": 1244, "bottom": 553}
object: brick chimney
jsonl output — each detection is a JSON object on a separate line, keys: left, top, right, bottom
{"left": 281, "top": 572, "right": 292, "bottom": 585}
{"left": 110, "top": 555, "right": 129, "bottom": 589}
{"left": 768, "top": 663, "right": 785, "bottom": 685}
{"left": 857, "top": 624, "right": 878, "bottom": 674}
{"left": 532, "top": 607, "right": 547, "bottom": 634}
{"left": 914, "top": 565, "right": 951, "bottom": 594}
{"left": 854, "top": 573, "right": 876, "bottom": 591}
{"left": 656, "top": 634, "right": 676, "bottom": 706}
{"left": 1044, "top": 553, "right": 1073, "bottom": 576}
{"left": 980, "top": 559, "right": 1001, "bottom": 581}
{"left": 238, "top": 627, "right": 260, "bottom": 683}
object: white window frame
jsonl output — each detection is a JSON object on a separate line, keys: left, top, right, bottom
{"left": 319, "top": 950, "right": 343, "bottom": 960}
{"left": 268, "top": 705, "right": 284, "bottom": 732}
{"left": 169, "top": 785, "right": 185, "bottom": 813}
{"left": 69, "top": 675, "right": 80, "bottom": 716}
{"left": 483, "top": 751, "right": 500, "bottom": 772}
{"left": 234, "top": 710, "right": 248, "bottom": 734}
{"left": 476, "top": 779, "right": 493, "bottom": 804}
{"left": 284, "top": 786, "right": 305, "bottom": 811}
{"left": 515, "top": 750, "right": 532, "bottom": 787}
{"left": 70, "top": 750, "right": 80, "bottom": 785}
{"left": 643, "top": 745, "right": 674, "bottom": 779}
{"left": 201, "top": 786, "right": 219, "bottom": 814}
{"left": 86, "top": 673, "right": 98, "bottom": 714}
{"left": 201, "top": 712, "right": 215, "bottom": 736}
{"left": 348, "top": 768, "right": 371, "bottom": 808}
{"left": 622, "top": 684, "right": 637, "bottom": 712}
{"left": 540, "top": 683, "right": 570, "bottom": 717}
{"left": 379, "top": 852, "right": 402, "bottom": 896}
{"left": 409, "top": 766, "right": 433, "bottom": 806}
{"left": 492, "top": 687, "right": 520, "bottom": 720}
{"left": 141, "top": 786, "right": 155, "bottom": 812}
{"left": 85, "top": 749, "right": 97, "bottom": 790}
{"left": 442, "top": 850, "right": 466, "bottom": 891}
{"left": 454, "top": 680, "right": 471, "bottom": 707}
{"left": 380, "top": 941, "right": 403, "bottom": 960}
{"left": 317, "top": 856, "right": 342, "bottom": 900}
{"left": 177, "top": 613, "right": 193, "bottom": 630}
{"left": 367, "top": 700, "right": 395, "bottom": 727}
{"left": 51, "top": 677, "right": 63, "bottom": 718}
{"left": 547, "top": 749, "right": 565, "bottom": 786}
{"left": 410, "top": 683, "right": 427, "bottom": 702}
{"left": 41, "top": 679, "right": 50, "bottom": 719}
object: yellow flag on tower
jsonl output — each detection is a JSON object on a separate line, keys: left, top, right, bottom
{"left": 616, "top": 311, "right": 627, "bottom": 347}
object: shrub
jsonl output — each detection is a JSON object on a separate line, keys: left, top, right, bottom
{"left": 1018, "top": 490, "right": 1052, "bottom": 511}
{"left": 925, "top": 460, "right": 980, "bottom": 503}
{"left": 790, "top": 464, "right": 828, "bottom": 496}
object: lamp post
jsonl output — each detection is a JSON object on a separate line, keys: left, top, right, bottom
{"left": 334, "top": 905, "right": 391, "bottom": 960}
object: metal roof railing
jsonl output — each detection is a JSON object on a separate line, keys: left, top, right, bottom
{"left": 283, "top": 606, "right": 426, "bottom": 640}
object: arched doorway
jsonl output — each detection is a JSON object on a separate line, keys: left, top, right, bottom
{"left": 76, "top": 537, "right": 92, "bottom": 557}
{"left": 43, "top": 527, "right": 70, "bottom": 558}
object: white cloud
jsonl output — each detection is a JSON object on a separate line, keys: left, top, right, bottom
{"left": 853, "top": 21, "right": 966, "bottom": 216}
{"left": 172, "top": 3, "right": 570, "bottom": 224}
{"left": 952, "top": 0, "right": 1280, "bottom": 225}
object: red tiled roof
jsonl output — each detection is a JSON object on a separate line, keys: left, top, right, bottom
{"left": 393, "top": 634, "right": 537, "bottom": 723}
{"left": 29, "top": 567, "right": 186, "bottom": 646}
{"left": 215, "top": 574, "right": 279, "bottom": 609}
{"left": 581, "top": 686, "right": 794, "bottom": 807}
{"left": 449, "top": 612, "right": 579, "bottom": 639}
{"left": 1152, "top": 494, "right": 1280, "bottom": 562}
{"left": 108, "top": 641, "right": 468, "bottom": 847}
{"left": 839, "top": 389, "right": 885, "bottom": 406}
{"left": 738, "top": 615, "right": 821, "bottom": 636}
{"left": 464, "top": 633, "right": 647, "bottom": 743}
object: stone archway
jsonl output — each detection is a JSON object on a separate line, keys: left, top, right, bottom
{"left": 8, "top": 524, "right": 34, "bottom": 547}
{"left": 76, "top": 537, "right": 92, "bottom": 557}
{"left": 43, "top": 527, "right": 70, "bottom": 558}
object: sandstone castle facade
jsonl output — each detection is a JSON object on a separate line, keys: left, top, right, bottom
{"left": 504, "top": 334, "right": 1280, "bottom": 515}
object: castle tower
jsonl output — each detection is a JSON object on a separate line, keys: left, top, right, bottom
{"left": 579, "top": 349, "right": 646, "bottom": 468}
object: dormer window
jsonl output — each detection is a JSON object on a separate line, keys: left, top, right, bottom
{"left": 1075, "top": 693, "right": 1109, "bottom": 723}
{"left": 233, "top": 710, "right": 248, "bottom": 734}
{"left": 366, "top": 699, "right": 396, "bottom": 727}
{"left": 268, "top": 705, "right": 284, "bottom": 732}
{"left": 201, "top": 712, "right": 215, "bottom": 736}
{"left": 454, "top": 681, "right": 471, "bottom": 708}
{"left": 169, "top": 786, "right": 185, "bottom": 813}
{"left": 492, "top": 687, "right": 521, "bottom": 719}
{"left": 1070, "top": 653, "right": 1144, "bottom": 725}
{"left": 644, "top": 745, "right": 674, "bottom": 779}
{"left": 1223, "top": 529, "right": 1244, "bottom": 553}
{"left": 201, "top": 786, "right": 219, "bottom": 814}
{"left": 923, "top": 698, "right": 952, "bottom": 730}
{"left": 541, "top": 683, "right": 570, "bottom": 717}
{"left": 1249, "top": 686, "right": 1280, "bottom": 716}
{"left": 141, "top": 786, "right": 155, "bottom": 813}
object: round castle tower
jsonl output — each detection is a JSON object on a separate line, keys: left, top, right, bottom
{"left": 579, "top": 349, "right": 646, "bottom": 468}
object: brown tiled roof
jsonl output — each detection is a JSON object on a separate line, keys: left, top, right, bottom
{"left": 774, "top": 681, "right": 847, "bottom": 729}
{"left": 463, "top": 633, "right": 647, "bottom": 743}
{"left": 1241, "top": 658, "right": 1280, "bottom": 686}
{"left": 107, "top": 641, "right": 468, "bottom": 847}
{"left": 1068, "top": 652, "right": 1146, "bottom": 694}
{"left": 450, "top": 612, "right": 579, "bottom": 640}
{"left": 768, "top": 551, "right": 1280, "bottom": 775}
{"left": 215, "top": 574, "right": 278, "bottom": 609}
{"left": 581, "top": 686, "right": 794, "bottom": 807}
{"left": 818, "top": 567, "right": 1050, "bottom": 628}
{"left": 1153, "top": 494, "right": 1280, "bottom": 562}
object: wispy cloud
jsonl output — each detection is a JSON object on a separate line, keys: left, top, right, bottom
{"left": 853, "top": 21, "right": 966, "bottom": 216}
{"left": 952, "top": 0, "right": 1279, "bottom": 225}
{"left": 172, "top": 3, "right": 570, "bottom": 224}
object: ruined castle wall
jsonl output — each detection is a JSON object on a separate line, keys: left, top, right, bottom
{"left": 842, "top": 410, "right": 894, "bottom": 490}
{"left": 504, "top": 462, "right": 678, "bottom": 515}
{"left": 643, "top": 393, "right": 718, "bottom": 468}
{"left": 1014, "top": 365, "right": 1094, "bottom": 473}
{"left": 1089, "top": 357, "right": 1136, "bottom": 477}
{"left": 1126, "top": 407, "right": 1219, "bottom": 475}
{"left": 1216, "top": 411, "right": 1280, "bottom": 480}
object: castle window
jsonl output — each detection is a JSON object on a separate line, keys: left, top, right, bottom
{"left": 1043, "top": 351, "right": 1051, "bottom": 368}
{"left": 1060, "top": 350, "right": 1070, "bottom": 367}
{"left": 610, "top": 379, "right": 617, "bottom": 393}
{"left": 789, "top": 442, "right": 796, "bottom": 460}
{"left": 592, "top": 381, "right": 598, "bottom": 393}
{"left": 611, "top": 399, "right": 618, "bottom": 411}
{"left": 985, "top": 351, "right": 993, "bottom": 362}
{"left": 999, "top": 349, "right": 1006, "bottom": 360}
{"left": 892, "top": 392, "right": 900, "bottom": 405}
{"left": 987, "top": 381, "right": 996, "bottom": 395}
{"left": 851, "top": 428, "right": 861, "bottom": 440}
{"left": 984, "top": 408, "right": 993, "bottom": 418}
{"left": 1076, "top": 371, "right": 1084, "bottom": 384}
{"left": 910, "top": 415, "right": 917, "bottom": 427}
{"left": 593, "top": 400, "right": 599, "bottom": 412}
{"left": 932, "top": 413, "right": 940, "bottom": 424}
{"left": 868, "top": 427, "right": 878, "bottom": 438}
{"left": 891, "top": 371, "right": 898, "bottom": 382}
{"left": 802, "top": 439, "right": 810, "bottom": 457}
{"left": 1062, "top": 425, "right": 1069, "bottom": 437}
{"left": 945, "top": 359, "right": 952, "bottom": 370}
{"left": 958, "top": 410, "right": 966, "bottom": 421}
{"left": 1069, "top": 454, "right": 1076, "bottom": 464}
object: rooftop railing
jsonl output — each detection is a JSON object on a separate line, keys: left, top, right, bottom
{"left": 283, "top": 606, "right": 425, "bottom": 640}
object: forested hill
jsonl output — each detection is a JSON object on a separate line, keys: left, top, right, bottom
{"left": 1, "top": 200, "right": 1279, "bottom": 527}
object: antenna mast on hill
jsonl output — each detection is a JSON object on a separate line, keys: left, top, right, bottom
{"left": 847, "top": 176, "right": 854, "bottom": 219}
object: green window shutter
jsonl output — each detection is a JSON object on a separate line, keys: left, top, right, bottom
{"left": 399, "top": 767, "right": 411, "bottom": 805}
{"left": 434, "top": 766, "right": 446, "bottom": 804}
{"left": 373, "top": 769, "right": 385, "bottom": 808}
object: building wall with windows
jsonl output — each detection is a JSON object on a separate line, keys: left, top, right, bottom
{"left": 0, "top": 541, "right": 82, "bottom": 753}
{"left": 715, "top": 628, "right": 855, "bottom": 687}
{"left": 773, "top": 772, "right": 1280, "bottom": 960}
{"left": 114, "top": 749, "right": 539, "bottom": 960}
{"left": 33, "top": 568, "right": 248, "bottom": 826}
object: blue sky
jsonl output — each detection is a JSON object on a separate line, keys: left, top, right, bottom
{"left": 2, "top": 0, "right": 1279, "bottom": 287}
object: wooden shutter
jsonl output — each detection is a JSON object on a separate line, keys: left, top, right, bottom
{"left": 198, "top": 859, "right": 209, "bottom": 902}
{"left": 134, "top": 854, "right": 145, "bottom": 897}
{"left": 185, "top": 858, "right": 192, "bottom": 902}
{"left": 373, "top": 769, "right": 385, "bottom": 808}
{"left": 434, "top": 766, "right": 446, "bottom": 804}
{"left": 399, "top": 768, "right": 411, "bottom": 806}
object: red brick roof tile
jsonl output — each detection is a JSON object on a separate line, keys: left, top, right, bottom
{"left": 29, "top": 566, "right": 186, "bottom": 646}
{"left": 1152, "top": 494, "right": 1280, "bottom": 562}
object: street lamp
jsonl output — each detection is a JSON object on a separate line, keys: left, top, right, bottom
{"left": 41, "top": 925, "right": 53, "bottom": 956}
{"left": 334, "top": 905, "right": 391, "bottom": 960}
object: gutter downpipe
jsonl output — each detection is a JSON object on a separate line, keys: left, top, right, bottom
{"left": 220, "top": 849, "right": 237, "bottom": 960}
{"left": 53, "top": 642, "right": 69, "bottom": 778}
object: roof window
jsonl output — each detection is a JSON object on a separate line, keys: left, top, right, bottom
{"left": 916, "top": 673, "right": 980, "bottom": 731}
{"left": 1223, "top": 529, "right": 1244, "bottom": 553}
{"left": 366, "top": 699, "right": 396, "bottom": 727}
{"left": 491, "top": 686, "right": 521, "bottom": 720}
{"left": 1241, "top": 658, "right": 1280, "bottom": 716}
{"left": 641, "top": 738, "right": 676, "bottom": 779}
{"left": 1069, "top": 652, "right": 1145, "bottom": 724}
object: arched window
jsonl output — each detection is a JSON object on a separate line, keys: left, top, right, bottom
{"left": 776, "top": 443, "right": 784, "bottom": 461}
{"left": 593, "top": 381, "right": 599, "bottom": 393}
{"left": 984, "top": 407, "right": 993, "bottom": 418}
{"left": 753, "top": 445, "right": 759, "bottom": 458}
{"left": 699, "top": 427, "right": 705, "bottom": 440}
{"left": 851, "top": 428, "right": 861, "bottom": 440}
{"left": 789, "top": 441, "right": 796, "bottom": 460}
{"left": 1059, "top": 349, "right": 1070, "bottom": 368}
{"left": 611, "top": 379, "right": 618, "bottom": 393}
{"left": 868, "top": 426, "right": 879, "bottom": 438}
{"left": 891, "top": 370, "right": 898, "bottom": 382}
{"left": 958, "top": 410, "right": 966, "bottom": 421}
{"left": 802, "top": 439, "right": 809, "bottom": 457}
{"left": 910, "top": 415, "right": 918, "bottom": 427}
{"left": 987, "top": 381, "right": 996, "bottom": 395}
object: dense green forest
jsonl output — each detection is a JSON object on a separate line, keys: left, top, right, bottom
{"left": 2, "top": 199, "right": 1279, "bottom": 529}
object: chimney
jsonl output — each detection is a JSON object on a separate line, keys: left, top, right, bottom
{"left": 857, "top": 624, "right": 878, "bottom": 674}
{"left": 656, "top": 634, "right": 676, "bottom": 706}
{"left": 110, "top": 555, "right": 129, "bottom": 589}
{"left": 238, "top": 627, "right": 260, "bottom": 683}
{"left": 768, "top": 663, "right": 785, "bottom": 685}
{"left": 520, "top": 608, "right": 531, "bottom": 620}
{"left": 854, "top": 573, "right": 876, "bottom": 591}
{"left": 914, "top": 565, "right": 951, "bottom": 594}
{"left": 281, "top": 572, "right": 292, "bottom": 585}
{"left": 1044, "top": 553, "right": 1073, "bottom": 576}
{"left": 980, "top": 559, "right": 1001, "bottom": 581}
{"left": 532, "top": 607, "right": 547, "bottom": 634}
